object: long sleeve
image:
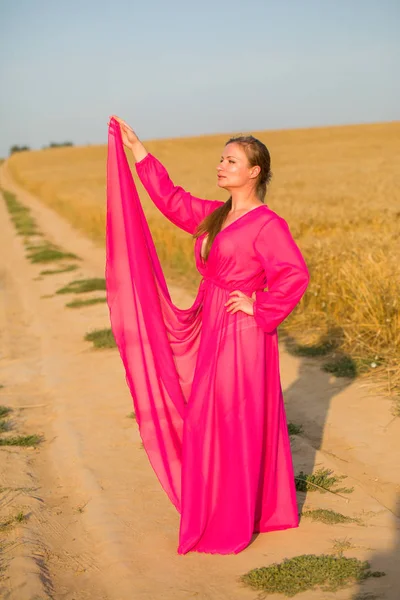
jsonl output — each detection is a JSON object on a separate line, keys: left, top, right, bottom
{"left": 135, "top": 153, "right": 223, "bottom": 234}
{"left": 253, "top": 217, "right": 310, "bottom": 333}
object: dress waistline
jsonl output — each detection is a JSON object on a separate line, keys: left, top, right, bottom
{"left": 200, "top": 276, "right": 263, "bottom": 295}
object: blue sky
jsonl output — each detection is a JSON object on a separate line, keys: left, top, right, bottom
{"left": 0, "top": 0, "right": 399, "bottom": 157}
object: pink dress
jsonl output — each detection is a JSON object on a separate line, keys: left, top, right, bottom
{"left": 106, "top": 118, "right": 310, "bottom": 555}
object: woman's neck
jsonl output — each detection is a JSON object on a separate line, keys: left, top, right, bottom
{"left": 230, "top": 189, "right": 262, "bottom": 213}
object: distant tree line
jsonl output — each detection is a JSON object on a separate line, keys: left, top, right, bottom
{"left": 9, "top": 144, "right": 30, "bottom": 154}
{"left": 9, "top": 141, "right": 74, "bottom": 155}
{"left": 42, "top": 141, "right": 74, "bottom": 149}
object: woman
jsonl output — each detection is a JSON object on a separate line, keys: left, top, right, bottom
{"left": 106, "top": 115, "right": 310, "bottom": 555}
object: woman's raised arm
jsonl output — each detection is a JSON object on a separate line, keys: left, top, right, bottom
{"left": 109, "top": 115, "right": 222, "bottom": 234}
{"left": 135, "top": 153, "right": 222, "bottom": 234}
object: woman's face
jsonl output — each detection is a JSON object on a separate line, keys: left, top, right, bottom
{"left": 217, "top": 143, "right": 259, "bottom": 191}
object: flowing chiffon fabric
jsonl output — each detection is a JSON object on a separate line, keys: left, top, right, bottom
{"left": 105, "top": 118, "right": 310, "bottom": 554}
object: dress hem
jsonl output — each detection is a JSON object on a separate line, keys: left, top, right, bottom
{"left": 176, "top": 522, "right": 300, "bottom": 555}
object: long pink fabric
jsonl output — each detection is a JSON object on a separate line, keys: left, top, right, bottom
{"left": 106, "top": 117, "right": 310, "bottom": 554}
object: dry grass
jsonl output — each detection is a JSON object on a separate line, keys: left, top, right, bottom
{"left": 301, "top": 509, "right": 361, "bottom": 525}
{"left": 7, "top": 122, "right": 400, "bottom": 406}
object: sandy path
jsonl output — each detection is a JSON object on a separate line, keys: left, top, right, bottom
{"left": 0, "top": 161, "right": 399, "bottom": 599}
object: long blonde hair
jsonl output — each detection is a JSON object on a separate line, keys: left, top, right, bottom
{"left": 193, "top": 135, "right": 272, "bottom": 261}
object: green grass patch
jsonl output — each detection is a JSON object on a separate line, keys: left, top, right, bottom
{"left": 66, "top": 297, "right": 107, "bottom": 309}
{"left": 0, "top": 434, "right": 42, "bottom": 447}
{"left": 25, "top": 243, "right": 50, "bottom": 251}
{"left": 40, "top": 264, "right": 79, "bottom": 275}
{"left": 302, "top": 509, "right": 360, "bottom": 525}
{"left": 0, "top": 406, "right": 13, "bottom": 433}
{"left": 288, "top": 423, "right": 303, "bottom": 436}
{"left": 0, "top": 406, "right": 12, "bottom": 418}
{"left": 0, "top": 511, "right": 26, "bottom": 531}
{"left": 295, "top": 468, "right": 354, "bottom": 494}
{"left": 127, "top": 412, "right": 136, "bottom": 420}
{"left": 322, "top": 355, "right": 358, "bottom": 378}
{"left": 84, "top": 328, "right": 116, "bottom": 349}
{"left": 289, "top": 340, "right": 336, "bottom": 357}
{"left": 0, "top": 419, "right": 12, "bottom": 433}
{"left": 56, "top": 278, "right": 106, "bottom": 295}
{"left": 27, "top": 243, "right": 79, "bottom": 264}
{"left": 2, "top": 190, "right": 41, "bottom": 236}
{"left": 322, "top": 354, "right": 385, "bottom": 379}
{"left": 240, "top": 554, "right": 384, "bottom": 597}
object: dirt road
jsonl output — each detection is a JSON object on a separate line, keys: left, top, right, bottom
{"left": 0, "top": 162, "right": 399, "bottom": 599}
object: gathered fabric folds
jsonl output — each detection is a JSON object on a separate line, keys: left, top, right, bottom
{"left": 106, "top": 118, "right": 310, "bottom": 554}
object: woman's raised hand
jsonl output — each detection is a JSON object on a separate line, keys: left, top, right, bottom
{"left": 108, "top": 115, "right": 139, "bottom": 150}
{"left": 108, "top": 115, "right": 148, "bottom": 162}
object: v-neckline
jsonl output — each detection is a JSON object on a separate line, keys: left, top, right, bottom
{"left": 199, "top": 204, "right": 266, "bottom": 263}
{"left": 219, "top": 204, "right": 266, "bottom": 235}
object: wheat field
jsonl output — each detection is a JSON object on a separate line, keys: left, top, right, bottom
{"left": 7, "top": 121, "right": 400, "bottom": 407}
